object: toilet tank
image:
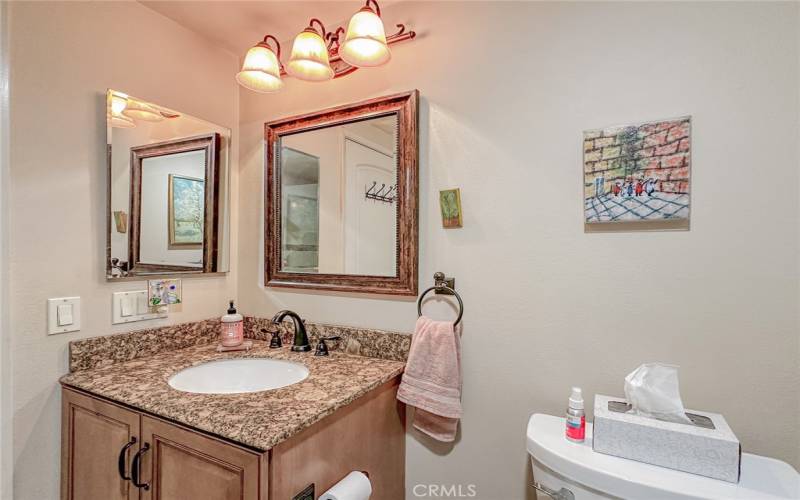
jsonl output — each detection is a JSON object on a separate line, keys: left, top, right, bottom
{"left": 530, "top": 456, "right": 614, "bottom": 500}
{"left": 526, "top": 413, "right": 800, "bottom": 500}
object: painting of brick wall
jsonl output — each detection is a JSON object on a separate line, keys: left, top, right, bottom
{"left": 583, "top": 117, "right": 691, "bottom": 223}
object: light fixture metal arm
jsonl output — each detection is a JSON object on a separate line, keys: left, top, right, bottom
{"left": 365, "top": 0, "right": 381, "bottom": 17}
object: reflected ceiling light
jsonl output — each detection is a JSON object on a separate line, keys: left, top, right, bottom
{"left": 110, "top": 93, "right": 128, "bottom": 115}
{"left": 236, "top": 35, "right": 284, "bottom": 93}
{"left": 122, "top": 99, "right": 164, "bottom": 122}
{"left": 108, "top": 92, "right": 136, "bottom": 128}
{"left": 340, "top": 0, "right": 390, "bottom": 68}
{"left": 109, "top": 112, "right": 136, "bottom": 129}
{"left": 235, "top": 0, "right": 415, "bottom": 93}
{"left": 286, "top": 19, "right": 334, "bottom": 82}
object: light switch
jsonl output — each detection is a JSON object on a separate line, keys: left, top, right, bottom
{"left": 120, "top": 297, "right": 134, "bottom": 317}
{"left": 113, "top": 291, "right": 167, "bottom": 325}
{"left": 48, "top": 297, "right": 81, "bottom": 335}
{"left": 56, "top": 303, "right": 73, "bottom": 326}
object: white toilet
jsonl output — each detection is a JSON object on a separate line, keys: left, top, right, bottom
{"left": 527, "top": 414, "right": 800, "bottom": 500}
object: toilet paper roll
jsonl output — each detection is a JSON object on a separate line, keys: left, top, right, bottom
{"left": 319, "top": 471, "right": 372, "bottom": 500}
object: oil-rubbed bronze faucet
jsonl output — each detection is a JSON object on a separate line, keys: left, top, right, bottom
{"left": 271, "top": 310, "right": 311, "bottom": 352}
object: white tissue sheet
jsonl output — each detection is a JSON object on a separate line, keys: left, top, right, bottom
{"left": 319, "top": 471, "right": 372, "bottom": 500}
{"left": 624, "top": 363, "right": 692, "bottom": 424}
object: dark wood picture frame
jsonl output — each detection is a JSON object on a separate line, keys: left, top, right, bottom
{"left": 265, "top": 90, "right": 419, "bottom": 295}
{"left": 128, "top": 133, "right": 220, "bottom": 274}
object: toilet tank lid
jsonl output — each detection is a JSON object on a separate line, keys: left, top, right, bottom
{"left": 526, "top": 413, "right": 800, "bottom": 500}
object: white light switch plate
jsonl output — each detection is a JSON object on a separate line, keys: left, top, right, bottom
{"left": 48, "top": 297, "right": 80, "bottom": 335}
{"left": 112, "top": 291, "right": 167, "bottom": 324}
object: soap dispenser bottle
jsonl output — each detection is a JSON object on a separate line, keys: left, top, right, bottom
{"left": 220, "top": 300, "right": 244, "bottom": 347}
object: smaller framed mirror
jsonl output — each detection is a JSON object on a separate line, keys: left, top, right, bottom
{"left": 265, "top": 91, "right": 418, "bottom": 295}
{"left": 107, "top": 90, "right": 231, "bottom": 279}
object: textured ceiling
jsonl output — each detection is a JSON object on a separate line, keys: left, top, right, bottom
{"left": 139, "top": 1, "right": 381, "bottom": 56}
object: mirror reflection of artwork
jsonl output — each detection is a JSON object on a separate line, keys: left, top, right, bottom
{"left": 168, "top": 174, "right": 204, "bottom": 247}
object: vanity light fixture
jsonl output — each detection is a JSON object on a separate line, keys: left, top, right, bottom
{"left": 107, "top": 91, "right": 180, "bottom": 128}
{"left": 235, "top": 0, "right": 415, "bottom": 93}
{"left": 236, "top": 35, "right": 284, "bottom": 93}
{"left": 108, "top": 92, "right": 136, "bottom": 128}
{"left": 340, "top": 0, "right": 391, "bottom": 68}
{"left": 122, "top": 99, "right": 164, "bottom": 122}
{"left": 109, "top": 112, "right": 135, "bottom": 129}
{"left": 287, "top": 19, "right": 334, "bottom": 82}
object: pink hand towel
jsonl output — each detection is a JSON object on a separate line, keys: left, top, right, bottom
{"left": 397, "top": 316, "right": 462, "bottom": 442}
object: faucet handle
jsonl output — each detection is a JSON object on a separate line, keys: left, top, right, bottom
{"left": 314, "top": 336, "right": 341, "bottom": 357}
{"left": 262, "top": 328, "right": 282, "bottom": 349}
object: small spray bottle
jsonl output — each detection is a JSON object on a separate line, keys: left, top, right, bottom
{"left": 565, "top": 387, "right": 586, "bottom": 443}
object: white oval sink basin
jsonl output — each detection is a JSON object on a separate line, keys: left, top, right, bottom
{"left": 168, "top": 358, "right": 309, "bottom": 394}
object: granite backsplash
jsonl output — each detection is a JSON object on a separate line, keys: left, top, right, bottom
{"left": 69, "top": 316, "right": 411, "bottom": 372}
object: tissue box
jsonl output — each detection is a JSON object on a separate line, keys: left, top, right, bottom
{"left": 592, "top": 395, "right": 741, "bottom": 483}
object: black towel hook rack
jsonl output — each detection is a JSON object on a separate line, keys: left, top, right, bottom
{"left": 417, "top": 272, "right": 463, "bottom": 326}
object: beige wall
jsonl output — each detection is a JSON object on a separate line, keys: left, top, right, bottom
{"left": 0, "top": 1, "right": 10, "bottom": 497}
{"left": 7, "top": 2, "right": 239, "bottom": 498}
{"left": 238, "top": 2, "right": 800, "bottom": 498}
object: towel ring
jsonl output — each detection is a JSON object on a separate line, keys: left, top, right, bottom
{"left": 417, "top": 272, "right": 464, "bottom": 326}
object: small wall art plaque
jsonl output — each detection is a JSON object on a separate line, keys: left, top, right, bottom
{"left": 439, "top": 188, "right": 463, "bottom": 228}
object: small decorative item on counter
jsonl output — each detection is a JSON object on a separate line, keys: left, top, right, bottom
{"left": 148, "top": 279, "right": 182, "bottom": 307}
{"left": 439, "top": 188, "right": 463, "bottom": 228}
{"left": 565, "top": 387, "right": 586, "bottom": 443}
{"left": 220, "top": 300, "right": 244, "bottom": 347}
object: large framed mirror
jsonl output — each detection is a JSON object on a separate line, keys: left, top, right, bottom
{"left": 265, "top": 91, "right": 418, "bottom": 295}
{"left": 106, "top": 89, "right": 230, "bottom": 279}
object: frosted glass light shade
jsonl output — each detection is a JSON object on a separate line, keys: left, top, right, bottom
{"left": 236, "top": 43, "right": 284, "bottom": 93}
{"left": 108, "top": 93, "right": 135, "bottom": 128}
{"left": 340, "top": 7, "right": 390, "bottom": 67}
{"left": 122, "top": 99, "right": 164, "bottom": 122}
{"left": 108, "top": 113, "right": 135, "bottom": 129}
{"left": 110, "top": 94, "right": 127, "bottom": 115}
{"left": 286, "top": 28, "right": 334, "bottom": 82}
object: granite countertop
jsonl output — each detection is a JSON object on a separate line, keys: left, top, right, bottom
{"left": 60, "top": 341, "right": 406, "bottom": 451}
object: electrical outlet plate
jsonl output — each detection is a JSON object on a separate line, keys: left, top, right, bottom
{"left": 112, "top": 290, "right": 167, "bottom": 325}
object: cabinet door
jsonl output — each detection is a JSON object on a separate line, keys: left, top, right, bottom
{"left": 61, "top": 388, "right": 141, "bottom": 500}
{"left": 139, "top": 416, "right": 266, "bottom": 500}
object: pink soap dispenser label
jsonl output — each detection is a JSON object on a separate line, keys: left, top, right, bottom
{"left": 220, "top": 300, "right": 244, "bottom": 347}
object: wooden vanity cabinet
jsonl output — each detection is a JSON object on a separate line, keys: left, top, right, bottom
{"left": 61, "top": 389, "right": 141, "bottom": 500}
{"left": 62, "top": 377, "right": 404, "bottom": 500}
{"left": 61, "top": 388, "right": 267, "bottom": 500}
{"left": 139, "top": 415, "right": 265, "bottom": 500}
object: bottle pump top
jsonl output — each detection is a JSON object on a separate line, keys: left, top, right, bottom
{"left": 569, "top": 387, "right": 584, "bottom": 410}
{"left": 228, "top": 301, "right": 237, "bottom": 314}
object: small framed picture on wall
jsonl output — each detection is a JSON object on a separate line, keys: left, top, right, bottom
{"left": 439, "top": 188, "right": 463, "bottom": 228}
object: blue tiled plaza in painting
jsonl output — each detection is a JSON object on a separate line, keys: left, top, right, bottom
{"left": 585, "top": 192, "right": 690, "bottom": 223}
